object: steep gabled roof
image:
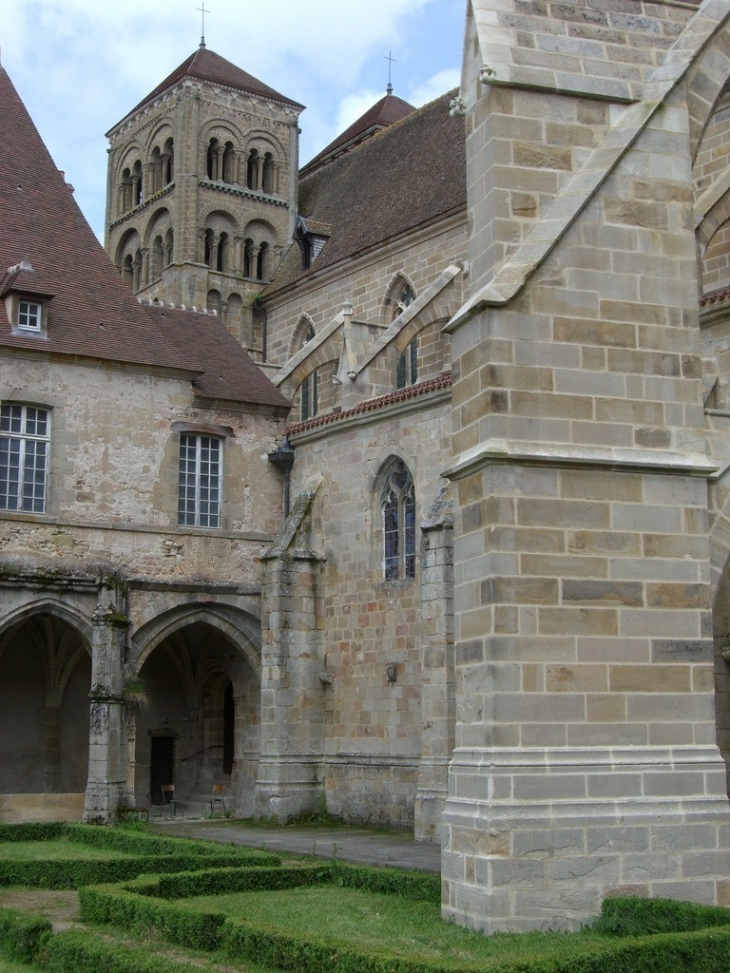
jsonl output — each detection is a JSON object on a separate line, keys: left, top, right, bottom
{"left": 264, "top": 90, "right": 465, "bottom": 296}
{"left": 0, "top": 66, "right": 290, "bottom": 412}
{"left": 121, "top": 46, "right": 304, "bottom": 124}
{"left": 302, "top": 92, "right": 415, "bottom": 176}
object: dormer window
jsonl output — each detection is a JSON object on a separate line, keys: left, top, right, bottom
{"left": 5, "top": 293, "right": 49, "bottom": 337}
{"left": 18, "top": 300, "right": 42, "bottom": 332}
{"left": 1, "top": 261, "right": 53, "bottom": 338}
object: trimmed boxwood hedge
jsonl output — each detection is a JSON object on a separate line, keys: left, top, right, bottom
{"left": 0, "top": 852, "right": 278, "bottom": 890}
{"left": 0, "top": 907, "right": 51, "bottom": 964}
{"left": 40, "top": 929, "right": 201, "bottom": 973}
{"left": 83, "top": 861, "right": 439, "bottom": 905}
{"left": 594, "top": 895, "right": 730, "bottom": 936}
{"left": 0, "top": 822, "right": 280, "bottom": 888}
{"left": 80, "top": 883, "right": 228, "bottom": 951}
{"left": 78, "top": 875, "right": 730, "bottom": 973}
{"left": 0, "top": 823, "right": 65, "bottom": 843}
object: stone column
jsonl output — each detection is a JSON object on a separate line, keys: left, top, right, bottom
{"left": 84, "top": 593, "right": 130, "bottom": 824}
{"left": 234, "top": 235, "right": 244, "bottom": 275}
{"left": 209, "top": 235, "right": 219, "bottom": 273}
{"left": 143, "top": 162, "right": 155, "bottom": 199}
{"left": 140, "top": 247, "right": 150, "bottom": 288}
{"left": 415, "top": 488, "right": 454, "bottom": 841}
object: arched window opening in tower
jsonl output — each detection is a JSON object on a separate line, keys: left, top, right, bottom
{"left": 151, "top": 236, "right": 164, "bottom": 280}
{"left": 218, "top": 232, "right": 229, "bottom": 273}
{"left": 246, "top": 150, "right": 259, "bottom": 191}
{"left": 204, "top": 228, "right": 215, "bottom": 269}
{"left": 163, "top": 138, "right": 174, "bottom": 184}
{"left": 263, "top": 153, "right": 275, "bottom": 194}
{"left": 207, "top": 138, "right": 219, "bottom": 181}
{"left": 257, "top": 242, "right": 269, "bottom": 281}
{"left": 132, "top": 160, "right": 143, "bottom": 206}
{"left": 222, "top": 142, "right": 235, "bottom": 184}
{"left": 164, "top": 228, "right": 173, "bottom": 268}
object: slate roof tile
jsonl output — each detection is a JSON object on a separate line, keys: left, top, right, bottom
{"left": 264, "top": 90, "right": 466, "bottom": 296}
{"left": 302, "top": 92, "right": 415, "bottom": 174}
{"left": 122, "top": 47, "right": 304, "bottom": 124}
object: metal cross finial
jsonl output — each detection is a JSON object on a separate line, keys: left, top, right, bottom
{"left": 197, "top": 2, "right": 209, "bottom": 48}
{"left": 384, "top": 51, "right": 396, "bottom": 95}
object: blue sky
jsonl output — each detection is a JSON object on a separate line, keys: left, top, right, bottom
{"left": 2, "top": 0, "right": 465, "bottom": 240}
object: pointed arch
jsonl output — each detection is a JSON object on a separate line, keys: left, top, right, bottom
{"left": 373, "top": 456, "right": 417, "bottom": 582}
{"left": 129, "top": 602, "right": 261, "bottom": 676}
{"left": 382, "top": 272, "right": 417, "bottom": 324}
{"left": 293, "top": 317, "right": 318, "bottom": 421}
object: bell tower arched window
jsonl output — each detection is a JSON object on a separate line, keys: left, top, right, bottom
{"left": 246, "top": 150, "right": 259, "bottom": 190}
{"left": 380, "top": 460, "right": 416, "bottom": 581}
{"left": 222, "top": 142, "right": 235, "bottom": 184}
{"left": 207, "top": 138, "right": 220, "bottom": 181}
{"left": 131, "top": 161, "right": 143, "bottom": 206}
{"left": 163, "top": 137, "right": 174, "bottom": 184}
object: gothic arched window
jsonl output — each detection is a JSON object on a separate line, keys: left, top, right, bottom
{"left": 300, "top": 325, "right": 318, "bottom": 421}
{"left": 397, "top": 338, "right": 418, "bottom": 389}
{"left": 380, "top": 460, "right": 416, "bottom": 581}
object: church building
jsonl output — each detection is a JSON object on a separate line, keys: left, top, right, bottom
{"left": 3, "top": 0, "right": 730, "bottom": 934}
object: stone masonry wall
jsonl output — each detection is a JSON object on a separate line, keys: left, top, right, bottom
{"left": 0, "top": 355, "right": 285, "bottom": 584}
{"left": 264, "top": 216, "right": 466, "bottom": 376}
{"left": 442, "top": 0, "right": 730, "bottom": 933}
{"left": 287, "top": 394, "right": 452, "bottom": 828}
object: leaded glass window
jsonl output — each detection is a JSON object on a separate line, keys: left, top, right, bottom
{"left": 0, "top": 404, "right": 50, "bottom": 513}
{"left": 381, "top": 460, "right": 416, "bottom": 581}
{"left": 178, "top": 433, "right": 221, "bottom": 527}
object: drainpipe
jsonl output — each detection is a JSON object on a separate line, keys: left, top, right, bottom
{"left": 267, "top": 437, "right": 295, "bottom": 518}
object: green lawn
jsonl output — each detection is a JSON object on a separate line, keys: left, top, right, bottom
{"left": 180, "top": 885, "right": 612, "bottom": 968}
{"left": 0, "top": 840, "right": 128, "bottom": 861}
{"left": 0, "top": 961, "right": 33, "bottom": 973}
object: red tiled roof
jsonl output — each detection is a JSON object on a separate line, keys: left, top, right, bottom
{"left": 302, "top": 92, "right": 415, "bottom": 175}
{"left": 0, "top": 66, "right": 290, "bottom": 413}
{"left": 286, "top": 373, "right": 451, "bottom": 436}
{"left": 122, "top": 47, "right": 304, "bottom": 123}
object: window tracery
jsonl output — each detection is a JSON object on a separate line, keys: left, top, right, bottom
{"left": 380, "top": 459, "right": 416, "bottom": 581}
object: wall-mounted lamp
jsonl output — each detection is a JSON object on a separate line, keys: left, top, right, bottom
{"left": 386, "top": 664, "right": 397, "bottom": 683}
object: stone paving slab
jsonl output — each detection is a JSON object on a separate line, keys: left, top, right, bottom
{"left": 150, "top": 818, "right": 441, "bottom": 872}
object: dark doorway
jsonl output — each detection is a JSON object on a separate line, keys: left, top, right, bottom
{"left": 223, "top": 682, "right": 235, "bottom": 776}
{"left": 150, "top": 736, "right": 174, "bottom": 804}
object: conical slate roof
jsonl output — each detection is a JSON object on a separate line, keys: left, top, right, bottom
{"left": 124, "top": 46, "right": 304, "bottom": 123}
{"left": 0, "top": 66, "right": 290, "bottom": 411}
{"left": 302, "top": 92, "right": 415, "bottom": 175}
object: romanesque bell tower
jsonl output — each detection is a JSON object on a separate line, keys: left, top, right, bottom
{"left": 104, "top": 43, "right": 303, "bottom": 352}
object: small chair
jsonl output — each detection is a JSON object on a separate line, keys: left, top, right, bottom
{"left": 209, "top": 783, "right": 226, "bottom": 816}
{"left": 160, "top": 783, "right": 184, "bottom": 817}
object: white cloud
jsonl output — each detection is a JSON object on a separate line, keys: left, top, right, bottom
{"left": 336, "top": 89, "right": 386, "bottom": 132}
{"left": 3, "top": 0, "right": 463, "bottom": 237}
{"left": 407, "top": 68, "right": 461, "bottom": 107}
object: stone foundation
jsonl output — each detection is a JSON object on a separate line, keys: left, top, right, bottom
{"left": 0, "top": 793, "right": 85, "bottom": 823}
{"left": 443, "top": 746, "right": 730, "bottom": 932}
